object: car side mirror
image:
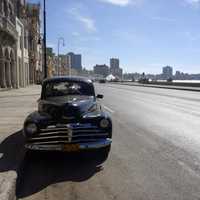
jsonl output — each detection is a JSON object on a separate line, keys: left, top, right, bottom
{"left": 97, "top": 94, "right": 104, "bottom": 99}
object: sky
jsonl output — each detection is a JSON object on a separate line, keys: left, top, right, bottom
{"left": 28, "top": 0, "right": 200, "bottom": 74}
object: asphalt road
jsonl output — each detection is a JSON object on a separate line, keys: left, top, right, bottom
{"left": 17, "top": 83, "right": 200, "bottom": 200}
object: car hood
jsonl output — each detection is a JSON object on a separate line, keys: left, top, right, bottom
{"left": 40, "top": 95, "right": 96, "bottom": 119}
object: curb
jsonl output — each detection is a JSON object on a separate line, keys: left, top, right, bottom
{"left": 0, "top": 135, "right": 26, "bottom": 200}
{"left": 112, "top": 83, "right": 200, "bottom": 92}
{"left": 0, "top": 171, "right": 17, "bottom": 200}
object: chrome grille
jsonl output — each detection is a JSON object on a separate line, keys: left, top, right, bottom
{"left": 27, "top": 123, "right": 109, "bottom": 145}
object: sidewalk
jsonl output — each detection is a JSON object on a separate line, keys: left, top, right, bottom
{"left": 0, "top": 85, "right": 40, "bottom": 136}
{"left": 0, "top": 85, "right": 41, "bottom": 200}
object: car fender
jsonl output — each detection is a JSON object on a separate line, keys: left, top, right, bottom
{"left": 24, "top": 111, "right": 52, "bottom": 129}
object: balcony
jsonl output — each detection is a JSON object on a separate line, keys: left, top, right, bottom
{"left": 0, "top": 14, "right": 18, "bottom": 41}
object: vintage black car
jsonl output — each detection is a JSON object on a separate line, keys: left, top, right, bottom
{"left": 23, "top": 76, "right": 112, "bottom": 160}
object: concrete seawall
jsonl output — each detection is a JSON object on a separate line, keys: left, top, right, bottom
{"left": 110, "top": 81, "right": 200, "bottom": 92}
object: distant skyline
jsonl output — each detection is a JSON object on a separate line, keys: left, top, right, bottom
{"left": 28, "top": 0, "right": 200, "bottom": 74}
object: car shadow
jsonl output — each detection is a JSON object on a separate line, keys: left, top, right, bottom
{"left": 0, "top": 130, "right": 25, "bottom": 173}
{"left": 16, "top": 151, "right": 104, "bottom": 198}
{"left": 0, "top": 131, "right": 104, "bottom": 199}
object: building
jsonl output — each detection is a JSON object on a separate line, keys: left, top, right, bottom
{"left": 0, "top": 0, "right": 30, "bottom": 89}
{"left": 0, "top": 0, "right": 43, "bottom": 89}
{"left": 67, "top": 52, "right": 82, "bottom": 72}
{"left": 15, "top": 0, "right": 30, "bottom": 88}
{"left": 56, "top": 52, "right": 82, "bottom": 76}
{"left": 46, "top": 47, "right": 57, "bottom": 77}
{"left": 26, "top": 3, "right": 42, "bottom": 84}
{"left": 0, "top": 0, "right": 18, "bottom": 89}
{"left": 54, "top": 53, "right": 79, "bottom": 76}
{"left": 110, "top": 58, "right": 119, "bottom": 69}
{"left": 81, "top": 68, "right": 94, "bottom": 77}
{"left": 93, "top": 64, "right": 109, "bottom": 77}
{"left": 162, "top": 66, "right": 173, "bottom": 80}
{"left": 74, "top": 54, "right": 82, "bottom": 71}
{"left": 59, "top": 54, "right": 69, "bottom": 76}
{"left": 16, "top": 17, "right": 29, "bottom": 87}
{"left": 110, "top": 58, "right": 123, "bottom": 79}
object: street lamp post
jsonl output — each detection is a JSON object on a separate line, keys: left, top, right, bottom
{"left": 57, "top": 37, "right": 65, "bottom": 76}
{"left": 43, "top": 0, "right": 47, "bottom": 79}
{"left": 69, "top": 58, "right": 71, "bottom": 77}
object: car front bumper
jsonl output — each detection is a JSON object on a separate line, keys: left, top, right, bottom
{"left": 25, "top": 138, "right": 112, "bottom": 151}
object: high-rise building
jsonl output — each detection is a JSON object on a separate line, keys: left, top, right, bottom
{"left": 67, "top": 52, "right": 82, "bottom": 71}
{"left": 110, "top": 58, "right": 119, "bottom": 69}
{"left": 110, "top": 58, "right": 123, "bottom": 79}
{"left": 162, "top": 66, "right": 173, "bottom": 79}
{"left": 74, "top": 54, "right": 82, "bottom": 71}
{"left": 93, "top": 64, "right": 109, "bottom": 77}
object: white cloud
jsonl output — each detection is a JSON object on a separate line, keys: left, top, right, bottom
{"left": 78, "top": 16, "right": 96, "bottom": 32}
{"left": 68, "top": 7, "right": 96, "bottom": 32}
{"left": 99, "top": 0, "right": 131, "bottom": 6}
{"left": 99, "top": 0, "right": 142, "bottom": 6}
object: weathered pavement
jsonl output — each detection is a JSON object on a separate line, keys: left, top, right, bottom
{"left": 17, "top": 83, "right": 200, "bottom": 200}
{"left": 0, "top": 85, "right": 40, "bottom": 200}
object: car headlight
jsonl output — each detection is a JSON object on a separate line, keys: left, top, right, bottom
{"left": 100, "top": 119, "right": 109, "bottom": 128}
{"left": 25, "top": 123, "right": 38, "bottom": 136}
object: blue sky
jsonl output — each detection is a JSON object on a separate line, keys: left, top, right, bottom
{"left": 28, "top": 0, "right": 200, "bottom": 74}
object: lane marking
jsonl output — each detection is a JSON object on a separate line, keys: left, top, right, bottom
{"left": 103, "top": 105, "right": 115, "bottom": 113}
{"left": 178, "top": 160, "right": 198, "bottom": 177}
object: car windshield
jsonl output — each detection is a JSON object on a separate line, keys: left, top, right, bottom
{"left": 44, "top": 81, "right": 94, "bottom": 98}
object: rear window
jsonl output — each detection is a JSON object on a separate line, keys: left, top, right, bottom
{"left": 44, "top": 81, "right": 94, "bottom": 98}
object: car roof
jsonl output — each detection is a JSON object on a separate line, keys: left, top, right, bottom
{"left": 43, "top": 76, "right": 93, "bottom": 84}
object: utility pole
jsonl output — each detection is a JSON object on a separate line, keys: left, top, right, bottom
{"left": 43, "top": 0, "right": 47, "bottom": 79}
